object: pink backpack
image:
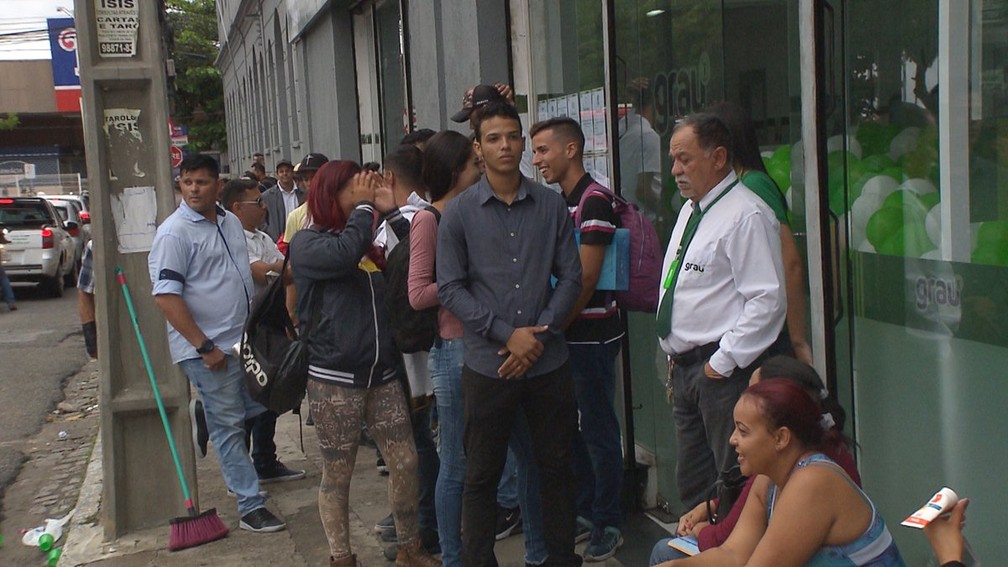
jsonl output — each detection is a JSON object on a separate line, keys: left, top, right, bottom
{"left": 576, "top": 182, "right": 661, "bottom": 312}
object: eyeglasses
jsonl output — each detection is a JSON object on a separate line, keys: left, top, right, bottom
{"left": 238, "top": 197, "right": 264, "bottom": 207}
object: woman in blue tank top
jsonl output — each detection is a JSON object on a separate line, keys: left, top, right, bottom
{"left": 655, "top": 378, "right": 905, "bottom": 567}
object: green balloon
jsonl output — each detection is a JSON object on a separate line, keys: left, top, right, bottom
{"left": 972, "top": 243, "right": 1008, "bottom": 266}
{"left": 880, "top": 166, "right": 904, "bottom": 182}
{"left": 860, "top": 154, "right": 896, "bottom": 173}
{"left": 856, "top": 122, "right": 900, "bottom": 158}
{"left": 882, "top": 189, "right": 928, "bottom": 218}
{"left": 877, "top": 222, "right": 935, "bottom": 257}
{"left": 866, "top": 206, "right": 905, "bottom": 249}
{"left": 917, "top": 192, "right": 940, "bottom": 210}
{"left": 977, "top": 220, "right": 1008, "bottom": 246}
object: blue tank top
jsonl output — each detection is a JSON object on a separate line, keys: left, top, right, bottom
{"left": 767, "top": 453, "right": 906, "bottom": 567}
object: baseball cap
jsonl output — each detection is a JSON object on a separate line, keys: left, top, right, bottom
{"left": 450, "top": 84, "right": 506, "bottom": 123}
{"left": 276, "top": 158, "right": 294, "bottom": 169}
{"left": 294, "top": 152, "right": 329, "bottom": 173}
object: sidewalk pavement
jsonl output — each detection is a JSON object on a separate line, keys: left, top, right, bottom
{"left": 57, "top": 398, "right": 577, "bottom": 566}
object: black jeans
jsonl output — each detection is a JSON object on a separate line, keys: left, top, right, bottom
{"left": 461, "top": 364, "right": 582, "bottom": 567}
{"left": 245, "top": 409, "right": 278, "bottom": 473}
{"left": 412, "top": 401, "right": 439, "bottom": 533}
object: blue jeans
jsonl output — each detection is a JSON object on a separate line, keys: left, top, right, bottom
{"left": 430, "top": 339, "right": 465, "bottom": 567}
{"left": 0, "top": 265, "right": 15, "bottom": 305}
{"left": 569, "top": 341, "right": 623, "bottom": 533}
{"left": 649, "top": 538, "right": 689, "bottom": 565}
{"left": 432, "top": 340, "right": 545, "bottom": 565}
{"left": 497, "top": 448, "right": 519, "bottom": 509}
{"left": 509, "top": 410, "right": 548, "bottom": 565}
{"left": 179, "top": 355, "right": 267, "bottom": 515}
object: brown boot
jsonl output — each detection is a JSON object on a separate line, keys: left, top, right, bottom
{"left": 330, "top": 554, "right": 357, "bottom": 567}
{"left": 395, "top": 539, "right": 441, "bottom": 567}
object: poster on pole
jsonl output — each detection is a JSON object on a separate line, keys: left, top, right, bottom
{"left": 95, "top": 0, "right": 139, "bottom": 58}
{"left": 111, "top": 186, "right": 157, "bottom": 253}
{"left": 104, "top": 108, "right": 147, "bottom": 180}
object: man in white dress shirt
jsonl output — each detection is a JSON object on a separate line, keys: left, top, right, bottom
{"left": 657, "top": 113, "right": 788, "bottom": 509}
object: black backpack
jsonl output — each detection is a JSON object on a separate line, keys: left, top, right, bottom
{"left": 240, "top": 255, "right": 320, "bottom": 414}
{"left": 383, "top": 206, "right": 440, "bottom": 353}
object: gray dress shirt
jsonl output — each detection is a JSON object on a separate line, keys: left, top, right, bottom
{"left": 437, "top": 175, "right": 582, "bottom": 379}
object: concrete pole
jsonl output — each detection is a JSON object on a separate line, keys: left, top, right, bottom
{"left": 74, "top": 0, "right": 198, "bottom": 537}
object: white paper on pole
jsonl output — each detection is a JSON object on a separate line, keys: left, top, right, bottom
{"left": 111, "top": 186, "right": 157, "bottom": 253}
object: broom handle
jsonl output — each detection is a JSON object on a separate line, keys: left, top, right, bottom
{"left": 116, "top": 267, "right": 195, "bottom": 508}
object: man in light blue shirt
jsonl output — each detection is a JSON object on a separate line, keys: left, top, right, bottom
{"left": 148, "top": 154, "right": 286, "bottom": 533}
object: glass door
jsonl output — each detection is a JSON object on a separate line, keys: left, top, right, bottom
{"left": 609, "top": 0, "right": 807, "bottom": 516}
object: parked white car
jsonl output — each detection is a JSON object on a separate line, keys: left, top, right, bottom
{"left": 0, "top": 197, "right": 78, "bottom": 297}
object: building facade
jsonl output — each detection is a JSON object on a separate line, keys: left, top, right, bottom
{"left": 217, "top": 1, "right": 1008, "bottom": 562}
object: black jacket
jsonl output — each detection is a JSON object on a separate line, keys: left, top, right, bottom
{"left": 289, "top": 204, "right": 407, "bottom": 388}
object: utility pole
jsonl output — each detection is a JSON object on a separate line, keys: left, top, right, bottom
{"left": 74, "top": 0, "right": 198, "bottom": 536}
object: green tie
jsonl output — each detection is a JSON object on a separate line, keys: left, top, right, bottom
{"left": 655, "top": 201, "right": 702, "bottom": 338}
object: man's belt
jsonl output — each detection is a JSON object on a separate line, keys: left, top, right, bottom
{"left": 670, "top": 342, "right": 720, "bottom": 368}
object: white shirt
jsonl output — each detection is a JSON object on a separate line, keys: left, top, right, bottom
{"left": 618, "top": 110, "right": 662, "bottom": 207}
{"left": 657, "top": 171, "right": 786, "bottom": 376}
{"left": 244, "top": 228, "right": 284, "bottom": 294}
{"left": 278, "top": 183, "right": 299, "bottom": 218}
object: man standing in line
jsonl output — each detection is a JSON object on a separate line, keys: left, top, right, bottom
{"left": 148, "top": 154, "right": 285, "bottom": 533}
{"left": 261, "top": 158, "right": 302, "bottom": 242}
{"left": 530, "top": 117, "right": 624, "bottom": 562}
{"left": 658, "top": 113, "right": 787, "bottom": 509}
{"left": 222, "top": 179, "right": 306, "bottom": 484}
{"left": 438, "top": 101, "right": 582, "bottom": 567}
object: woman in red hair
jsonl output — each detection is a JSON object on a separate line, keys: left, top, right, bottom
{"left": 289, "top": 160, "right": 440, "bottom": 567}
{"left": 654, "top": 378, "right": 905, "bottom": 566}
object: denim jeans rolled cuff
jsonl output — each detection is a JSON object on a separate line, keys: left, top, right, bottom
{"left": 430, "top": 338, "right": 465, "bottom": 567}
{"left": 0, "top": 266, "right": 15, "bottom": 304}
{"left": 179, "top": 355, "right": 267, "bottom": 515}
{"left": 568, "top": 341, "right": 623, "bottom": 530}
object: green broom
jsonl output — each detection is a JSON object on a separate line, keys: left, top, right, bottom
{"left": 116, "top": 267, "right": 229, "bottom": 550}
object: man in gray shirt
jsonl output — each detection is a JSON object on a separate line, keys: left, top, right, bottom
{"left": 437, "top": 101, "right": 582, "bottom": 567}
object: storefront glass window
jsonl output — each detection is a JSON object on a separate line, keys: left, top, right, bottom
{"left": 842, "top": 0, "right": 1008, "bottom": 561}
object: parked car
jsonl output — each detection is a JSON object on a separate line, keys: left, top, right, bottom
{"left": 44, "top": 198, "right": 85, "bottom": 272}
{"left": 0, "top": 197, "right": 78, "bottom": 297}
{"left": 42, "top": 194, "right": 91, "bottom": 244}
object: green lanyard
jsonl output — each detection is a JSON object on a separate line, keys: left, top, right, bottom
{"left": 661, "top": 179, "right": 739, "bottom": 290}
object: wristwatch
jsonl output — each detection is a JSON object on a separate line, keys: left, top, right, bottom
{"left": 196, "top": 338, "right": 216, "bottom": 355}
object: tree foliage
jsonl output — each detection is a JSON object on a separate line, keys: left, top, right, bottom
{"left": 167, "top": 0, "right": 226, "bottom": 152}
{"left": 0, "top": 113, "right": 19, "bottom": 130}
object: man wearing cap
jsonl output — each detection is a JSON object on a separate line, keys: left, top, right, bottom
{"left": 260, "top": 158, "right": 302, "bottom": 242}
{"left": 281, "top": 153, "right": 329, "bottom": 248}
{"left": 452, "top": 83, "right": 535, "bottom": 179}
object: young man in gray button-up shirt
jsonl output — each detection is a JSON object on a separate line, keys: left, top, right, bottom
{"left": 437, "top": 102, "right": 582, "bottom": 567}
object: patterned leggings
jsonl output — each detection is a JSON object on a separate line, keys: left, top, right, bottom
{"left": 308, "top": 378, "right": 419, "bottom": 559}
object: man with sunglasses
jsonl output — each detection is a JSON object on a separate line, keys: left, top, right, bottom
{"left": 221, "top": 178, "right": 305, "bottom": 484}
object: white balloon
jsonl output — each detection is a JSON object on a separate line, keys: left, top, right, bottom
{"left": 827, "top": 135, "right": 863, "bottom": 159}
{"left": 859, "top": 175, "right": 901, "bottom": 202}
{"left": 920, "top": 248, "right": 943, "bottom": 260}
{"left": 850, "top": 191, "right": 886, "bottom": 240}
{"left": 887, "top": 127, "right": 920, "bottom": 161}
{"left": 856, "top": 239, "right": 877, "bottom": 254}
{"left": 899, "top": 177, "right": 937, "bottom": 195}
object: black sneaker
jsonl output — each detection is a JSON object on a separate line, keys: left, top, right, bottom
{"left": 374, "top": 513, "right": 395, "bottom": 535}
{"left": 189, "top": 399, "right": 208, "bottom": 458}
{"left": 376, "top": 456, "right": 389, "bottom": 475}
{"left": 495, "top": 506, "right": 522, "bottom": 540}
{"left": 575, "top": 515, "right": 593, "bottom": 544}
{"left": 258, "top": 460, "right": 306, "bottom": 484}
{"left": 239, "top": 507, "right": 286, "bottom": 533}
